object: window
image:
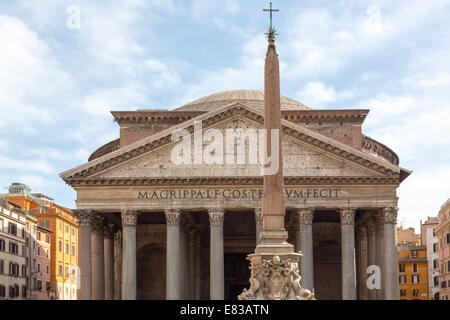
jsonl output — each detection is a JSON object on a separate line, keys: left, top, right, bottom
{"left": 22, "top": 286, "right": 27, "bottom": 298}
{"left": 433, "top": 243, "right": 438, "bottom": 252}
{"left": 58, "top": 265, "right": 63, "bottom": 276}
{"left": 66, "top": 243, "right": 69, "bottom": 254}
{"left": 72, "top": 228, "right": 75, "bottom": 236}
{"left": 9, "top": 286, "right": 15, "bottom": 298}
{"left": 46, "top": 265, "right": 49, "bottom": 274}
{"left": 59, "top": 222, "right": 62, "bottom": 230}
{"left": 412, "top": 251, "right": 418, "bottom": 258}
{"left": 441, "top": 281, "right": 447, "bottom": 288}
{"left": 399, "top": 264, "right": 405, "bottom": 272}
{"left": 37, "top": 280, "right": 42, "bottom": 291}
{"left": 0, "top": 259, "right": 4, "bottom": 274}
{"left": 22, "top": 265, "right": 26, "bottom": 277}
{"left": 0, "top": 285, "right": 5, "bottom": 298}
{"left": 45, "top": 281, "right": 50, "bottom": 292}
{"left": 0, "top": 218, "right": 3, "bottom": 231}
{"left": 65, "top": 225, "right": 69, "bottom": 233}
{"left": 58, "top": 240, "right": 62, "bottom": 252}
{"left": 9, "top": 242, "right": 19, "bottom": 255}
{"left": 37, "top": 231, "right": 41, "bottom": 241}
{"left": 39, "top": 220, "right": 50, "bottom": 228}
{"left": 412, "top": 275, "right": 419, "bottom": 284}
{"left": 413, "top": 289, "right": 419, "bottom": 297}
{"left": 72, "top": 246, "right": 76, "bottom": 256}
{"left": 66, "top": 266, "right": 70, "bottom": 277}
{"left": 400, "top": 289, "right": 406, "bottom": 297}
{"left": 433, "top": 228, "right": 436, "bottom": 237}
{"left": 8, "top": 223, "right": 17, "bottom": 235}
{"left": 0, "top": 238, "right": 5, "bottom": 251}
{"left": 399, "top": 275, "right": 406, "bottom": 284}
{"left": 433, "top": 259, "right": 439, "bottom": 269}
{"left": 9, "top": 263, "right": 19, "bottom": 276}
{"left": 37, "top": 264, "right": 40, "bottom": 273}
{"left": 434, "top": 276, "right": 439, "bottom": 286}
{"left": 413, "top": 263, "right": 418, "bottom": 273}
{"left": 37, "top": 246, "right": 40, "bottom": 256}
{"left": 46, "top": 234, "right": 50, "bottom": 243}
{"left": 447, "top": 233, "right": 450, "bottom": 244}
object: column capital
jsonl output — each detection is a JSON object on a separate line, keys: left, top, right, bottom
{"left": 165, "top": 209, "right": 181, "bottom": 226}
{"left": 121, "top": 209, "right": 138, "bottom": 227}
{"left": 208, "top": 208, "right": 225, "bottom": 227}
{"left": 103, "top": 223, "right": 117, "bottom": 238}
{"left": 339, "top": 208, "right": 356, "bottom": 225}
{"left": 365, "top": 221, "right": 376, "bottom": 235}
{"left": 296, "top": 208, "right": 314, "bottom": 225}
{"left": 254, "top": 208, "right": 263, "bottom": 223}
{"left": 382, "top": 207, "right": 398, "bottom": 224}
{"left": 91, "top": 214, "right": 105, "bottom": 231}
{"left": 374, "top": 212, "right": 385, "bottom": 226}
{"left": 73, "top": 209, "right": 94, "bottom": 227}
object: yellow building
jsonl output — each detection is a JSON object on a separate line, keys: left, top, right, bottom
{"left": 398, "top": 241, "right": 429, "bottom": 300}
{"left": 4, "top": 184, "right": 78, "bottom": 300}
{"left": 31, "top": 200, "right": 78, "bottom": 300}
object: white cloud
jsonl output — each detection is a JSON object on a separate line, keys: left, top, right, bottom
{"left": 283, "top": 0, "right": 450, "bottom": 77}
{"left": 0, "top": 15, "right": 72, "bottom": 132}
{"left": 0, "top": 156, "right": 53, "bottom": 173}
{"left": 16, "top": 175, "right": 46, "bottom": 189}
{"left": 398, "top": 165, "right": 450, "bottom": 230}
{"left": 296, "top": 82, "right": 354, "bottom": 107}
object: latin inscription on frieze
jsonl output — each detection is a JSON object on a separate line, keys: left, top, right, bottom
{"left": 137, "top": 188, "right": 339, "bottom": 200}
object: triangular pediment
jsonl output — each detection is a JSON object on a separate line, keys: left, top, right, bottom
{"left": 60, "top": 102, "right": 401, "bottom": 184}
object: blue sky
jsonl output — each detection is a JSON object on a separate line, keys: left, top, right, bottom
{"left": 0, "top": 0, "right": 449, "bottom": 230}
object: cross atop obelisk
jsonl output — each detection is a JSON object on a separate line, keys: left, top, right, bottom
{"left": 263, "top": 2, "right": 279, "bottom": 29}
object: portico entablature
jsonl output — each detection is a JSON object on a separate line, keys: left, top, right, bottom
{"left": 60, "top": 103, "right": 408, "bottom": 184}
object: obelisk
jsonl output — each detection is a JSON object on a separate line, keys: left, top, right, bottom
{"left": 238, "top": 4, "right": 314, "bottom": 300}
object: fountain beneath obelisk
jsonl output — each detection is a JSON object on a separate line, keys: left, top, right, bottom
{"left": 238, "top": 4, "right": 315, "bottom": 301}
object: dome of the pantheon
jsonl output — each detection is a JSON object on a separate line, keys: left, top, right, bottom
{"left": 174, "top": 89, "right": 310, "bottom": 112}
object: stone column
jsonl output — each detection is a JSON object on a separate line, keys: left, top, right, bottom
{"left": 113, "top": 230, "right": 122, "bottom": 300}
{"left": 91, "top": 214, "right": 105, "bottom": 300}
{"left": 209, "top": 208, "right": 225, "bottom": 300}
{"left": 366, "top": 221, "right": 376, "bottom": 300}
{"left": 104, "top": 223, "right": 115, "bottom": 300}
{"left": 374, "top": 212, "right": 385, "bottom": 300}
{"left": 165, "top": 209, "right": 181, "bottom": 300}
{"left": 254, "top": 208, "right": 263, "bottom": 245}
{"left": 179, "top": 216, "right": 190, "bottom": 299}
{"left": 358, "top": 225, "right": 368, "bottom": 300}
{"left": 194, "top": 230, "right": 202, "bottom": 300}
{"left": 383, "top": 207, "right": 399, "bottom": 300}
{"left": 74, "top": 210, "right": 92, "bottom": 300}
{"left": 121, "top": 209, "right": 138, "bottom": 300}
{"left": 296, "top": 208, "right": 314, "bottom": 291}
{"left": 339, "top": 209, "right": 357, "bottom": 300}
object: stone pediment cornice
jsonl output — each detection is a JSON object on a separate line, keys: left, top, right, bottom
{"left": 60, "top": 102, "right": 401, "bottom": 182}
{"left": 64, "top": 176, "right": 399, "bottom": 188}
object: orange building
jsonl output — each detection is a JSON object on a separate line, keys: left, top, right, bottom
{"left": 436, "top": 199, "right": 450, "bottom": 300}
{"left": 35, "top": 226, "right": 52, "bottom": 300}
{"left": 4, "top": 183, "right": 78, "bottom": 300}
{"left": 397, "top": 227, "right": 429, "bottom": 300}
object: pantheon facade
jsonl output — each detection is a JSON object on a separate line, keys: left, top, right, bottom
{"left": 61, "top": 90, "right": 410, "bottom": 300}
